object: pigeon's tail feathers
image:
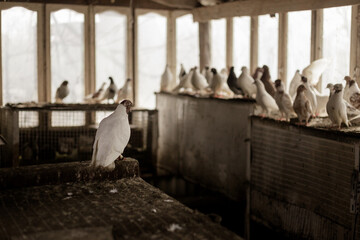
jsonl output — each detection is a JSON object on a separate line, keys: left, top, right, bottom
{"left": 349, "top": 114, "right": 360, "bottom": 122}
{"left": 90, "top": 139, "right": 99, "bottom": 167}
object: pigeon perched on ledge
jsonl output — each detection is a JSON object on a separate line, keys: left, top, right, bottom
{"left": 55, "top": 80, "right": 69, "bottom": 103}
{"left": 293, "top": 85, "right": 312, "bottom": 125}
{"left": 91, "top": 100, "right": 132, "bottom": 170}
{"left": 326, "top": 83, "right": 350, "bottom": 129}
{"left": 102, "top": 77, "right": 118, "bottom": 103}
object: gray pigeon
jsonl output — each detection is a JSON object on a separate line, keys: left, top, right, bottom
{"left": 102, "top": 77, "right": 118, "bottom": 103}
{"left": 55, "top": 80, "right": 69, "bottom": 103}
{"left": 261, "top": 65, "right": 276, "bottom": 97}
{"left": 227, "top": 66, "right": 243, "bottom": 95}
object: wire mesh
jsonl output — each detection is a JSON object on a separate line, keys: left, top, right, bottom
{"left": 0, "top": 104, "right": 153, "bottom": 168}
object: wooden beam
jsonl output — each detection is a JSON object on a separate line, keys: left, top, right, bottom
{"left": 150, "top": 0, "right": 197, "bottom": 9}
{"left": 250, "top": 16, "right": 258, "bottom": 75}
{"left": 45, "top": 5, "right": 52, "bottom": 102}
{"left": 38, "top": 4, "right": 46, "bottom": 103}
{"left": 84, "top": 5, "right": 91, "bottom": 96}
{"left": 4, "top": 0, "right": 188, "bottom": 10}
{"left": 310, "top": 9, "right": 323, "bottom": 61}
{"left": 199, "top": 21, "right": 211, "bottom": 71}
{"left": 0, "top": 12, "right": 2, "bottom": 106}
{"left": 350, "top": 5, "right": 360, "bottom": 82}
{"left": 87, "top": 5, "right": 96, "bottom": 96}
{"left": 192, "top": 0, "right": 360, "bottom": 22}
{"left": 310, "top": 9, "right": 323, "bottom": 90}
{"left": 226, "top": 17, "right": 233, "bottom": 69}
{"left": 167, "top": 11, "right": 177, "bottom": 88}
{"left": 278, "top": 13, "right": 288, "bottom": 85}
{"left": 131, "top": 0, "right": 137, "bottom": 107}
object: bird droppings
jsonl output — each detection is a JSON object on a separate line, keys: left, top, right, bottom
{"left": 0, "top": 177, "right": 242, "bottom": 240}
{"left": 109, "top": 188, "right": 118, "bottom": 193}
{"left": 167, "top": 223, "right": 183, "bottom": 232}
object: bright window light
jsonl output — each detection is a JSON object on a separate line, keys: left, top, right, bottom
{"left": 176, "top": 14, "right": 199, "bottom": 77}
{"left": 211, "top": 18, "right": 226, "bottom": 71}
{"left": 258, "top": 14, "right": 279, "bottom": 79}
{"left": 233, "top": 16, "right": 250, "bottom": 76}
{"left": 1, "top": 7, "right": 38, "bottom": 104}
{"left": 322, "top": 6, "right": 351, "bottom": 91}
{"left": 138, "top": 12, "right": 166, "bottom": 109}
{"left": 287, "top": 10, "right": 311, "bottom": 88}
{"left": 50, "top": 9, "right": 85, "bottom": 103}
{"left": 95, "top": 11, "right": 127, "bottom": 90}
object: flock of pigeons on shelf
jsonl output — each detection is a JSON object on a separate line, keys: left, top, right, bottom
{"left": 160, "top": 59, "right": 360, "bottom": 129}
{"left": 55, "top": 77, "right": 133, "bottom": 104}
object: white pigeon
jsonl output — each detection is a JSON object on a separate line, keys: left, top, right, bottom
{"left": 343, "top": 76, "right": 352, "bottom": 102}
{"left": 293, "top": 85, "right": 312, "bottom": 125}
{"left": 254, "top": 70, "right": 279, "bottom": 117}
{"left": 116, "top": 78, "right": 133, "bottom": 103}
{"left": 102, "top": 77, "right": 118, "bottom": 103}
{"left": 173, "top": 67, "right": 194, "bottom": 93}
{"left": 302, "top": 58, "right": 328, "bottom": 86}
{"left": 160, "top": 64, "right": 174, "bottom": 92}
{"left": 84, "top": 82, "right": 106, "bottom": 103}
{"left": 348, "top": 79, "right": 360, "bottom": 109}
{"left": 326, "top": 83, "right": 350, "bottom": 129}
{"left": 313, "top": 87, "right": 329, "bottom": 117}
{"left": 300, "top": 76, "right": 317, "bottom": 116}
{"left": 274, "top": 79, "right": 294, "bottom": 121}
{"left": 327, "top": 83, "right": 360, "bottom": 120}
{"left": 91, "top": 100, "right": 132, "bottom": 170}
{"left": 202, "top": 66, "right": 213, "bottom": 85}
{"left": 289, "top": 70, "right": 302, "bottom": 100}
{"left": 55, "top": 80, "right": 69, "bottom": 103}
{"left": 209, "top": 68, "right": 222, "bottom": 95}
{"left": 237, "top": 66, "right": 256, "bottom": 98}
{"left": 178, "top": 64, "right": 187, "bottom": 82}
{"left": 191, "top": 67, "right": 208, "bottom": 92}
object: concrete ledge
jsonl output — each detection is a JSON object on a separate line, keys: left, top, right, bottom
{"left": 0, "top": 158, "right": 139, "bottom": 190}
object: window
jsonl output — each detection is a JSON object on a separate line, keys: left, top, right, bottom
{"left": 1, "top": 7, "right": 38, "bottom": 104}
{"left": 287, "top": 10, "right": 311, "bottom": 87}
{"left": 176, "top": 14, "right": 199, "bottom": 76}
{"left": 233, "top": 16, "right": 250, "bottom": 76}
{"left": 95, "top": 10, "right": 127, "bottom": 91}
{"left": 211, "top": 18, "right": 226, "bottom": 71}
{"left": 322, "top": 6, "right": 351, "bottom": 90}
{"left": 50, "top": 9, "right": 85, "bottom": 103}
{"left": 258, "top": 14, "right": 279, "bottom": 79}
{"left": 137, "top": 12, "right": 166, "bottom": 109}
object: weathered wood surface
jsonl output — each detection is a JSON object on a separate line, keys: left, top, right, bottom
{"left": 251, "top": 117, "right": 359, "bottom": 240}
{"left": 0, "top": 158, "right": 139, "bottom": 189}
{"left": 192, "top": 0, "right": 360, "bottom": 22}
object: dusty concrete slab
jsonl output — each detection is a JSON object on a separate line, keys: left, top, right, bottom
{"left": 0, "top": 177, "right": 242, "bottom": 240}
{"left": 0, "top": 158, "right": 139, "bottom": 190}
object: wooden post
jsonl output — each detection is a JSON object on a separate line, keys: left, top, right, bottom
{"left": 167, "top": 11, "right": 177, "bottom": 88}
{"left": 278, "top": 12, "right": 288, "bottom": 85}
{"left": 0, "top": 12, "right": 2, "bottom": 106}
{"left": 130, "top": 0, "right": 137, "bottom": 107}
{"left": 3, "top": 108, "right": 19, "bottom": 167}
{"left": 226, "top": 17, "right": 234, "bottom": 69}
{"left": 311, "top": 9, "right": 323, "bottom": 90}
{"left": 350, "top": 5, "right": 360, "bottom": 82}
{"left": 37, "top": 4, "right": 46, "bottom": 103}
{"left": 199, "top": 21, "right": 211, "bottom": 71}
{"left": 250, "top": 16, "right": 258, "bottom": 75}
{"left": 87, "top": 5, "right": 96, "bottom": 97}
{"left": 45, "top": 6, "right": 52, "bottom": 103}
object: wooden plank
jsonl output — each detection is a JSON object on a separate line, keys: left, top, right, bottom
{"left": 311, "top": 9, "right": 323, "bottom": 90}
{"left": 45, "top": 5, "right": 52, "bottom": 102}
{"left": 38, "top": 4, "right": 46, "bottom": 103}
{"left": 226, "top": 17, "right": 233, "bottom": 69}
{"left": 278, "top": 13, "right": 288, "bottom": 85}
{"left": 0, "top": 11, "right": 2, "bottom": 106}
{"left": 167, "top": 11, "right": 177, "bottom": 88}
{"left": 131, "top": 0, "right": 137, "bottom": 106}
{"left": 199, "top": 21, "right": 211, "bottom": 71}
{"left": 250, "top": 16, "right": 258, "bottom": 75}
{"left": 192, "top": 0, "right": 360, "bottom": 22}
{"left": 350, "top": 5, "right": 360, "bottom": 82}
